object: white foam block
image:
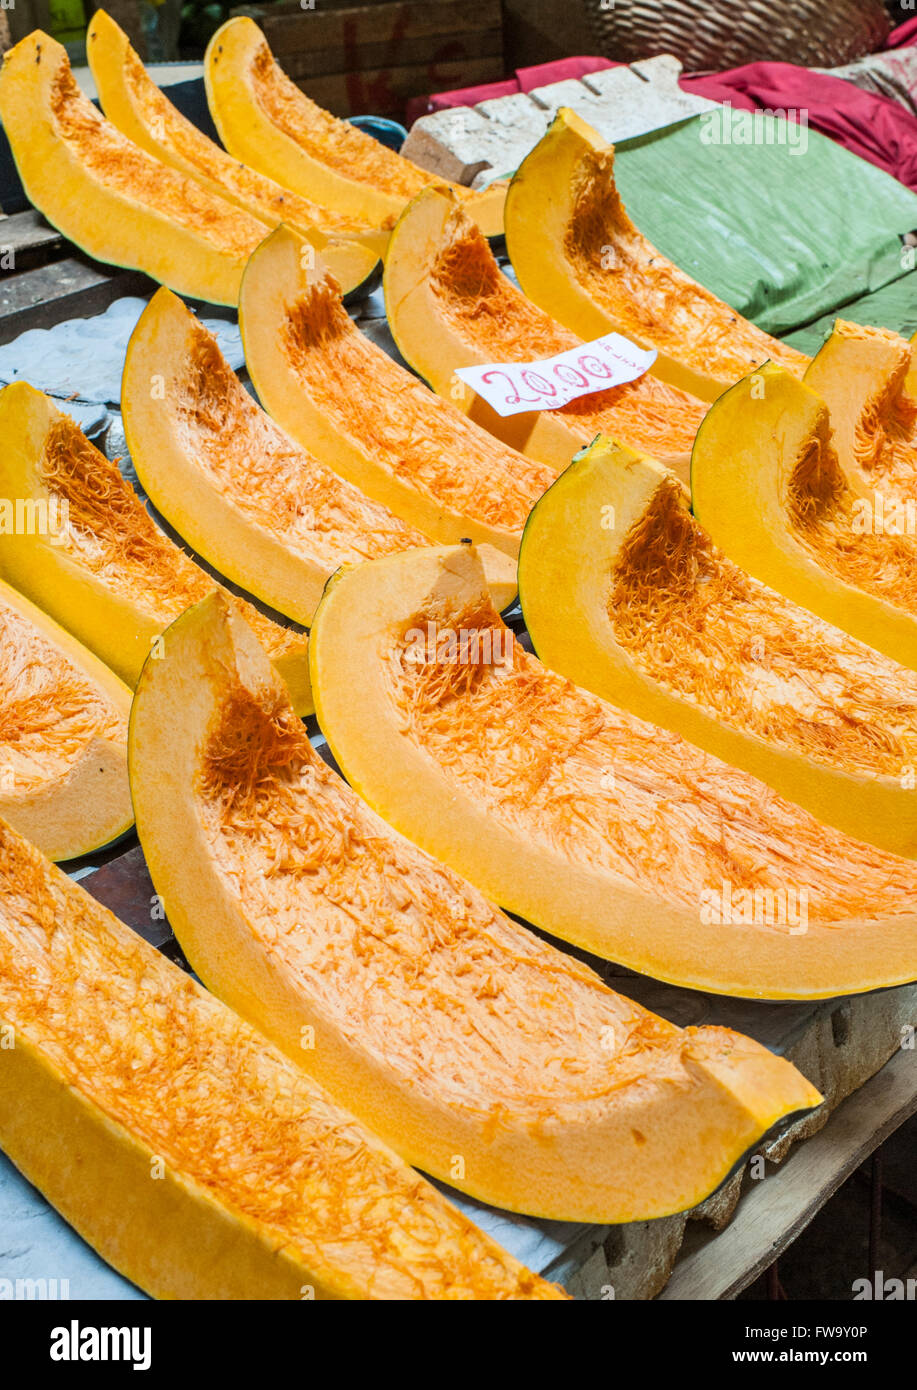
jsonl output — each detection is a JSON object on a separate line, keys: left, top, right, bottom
{"left": 401, "top": 55, "right": 719, "bottom": 187}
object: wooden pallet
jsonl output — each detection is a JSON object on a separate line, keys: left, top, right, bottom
{"left": 0, "top": 223, "right": 914, "bottom": 1299}
{"left": 0, "top": 211, "right": 153, "bottom": 343}
{"left": 659, "top": 1048, "right": 917, "bottom": 1300}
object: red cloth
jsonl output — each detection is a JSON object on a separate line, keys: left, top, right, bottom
{"left": 682, "top": 63, "right": 917, "bottom": 191}
{"left": 886, "top": 17, "right": 917, "bottom": 48}
{"left": 516, "top": 56, "right": 617, "bottom": 90}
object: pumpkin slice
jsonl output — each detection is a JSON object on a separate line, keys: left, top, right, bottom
{"left": 122, "top": 288, "right": 517, "bottom": 623}
{"left": 0, "top": 579, "right": 133, "bottom": 860}
{"left": 204, "top": 16, "right": 506, "bottom": 237}
{"left": 129, "top": 590, "right": 821, "bottom": 1221}
{"left": 504, "top": 108, "right": 809, "bottom": 402}
{"left": 0, "top": 819, "right": 562, "bottom": 1299}
{"left": 240, "top": 225, "right": 556, "bottom": 557}
{"left": 519, "top": 435, "right": 917, "bottom": 858}
{"left": 803, "top": 319, "right": 917, "bottom": 502}
{"left": 0, "top": 31, "right": 285, "bottom": 306}
{"left": 0, "top": 381, "right": 313, "bottom": 714}
{"left": 692, "top": 362, "right": 917, "bottom": 672}
{"left": 310, "top": 543, "right": 917, "bottom": 1000}
{"left": 385, "top": 185, "right": 708, "bottom": 479}
{"left": 86, "top": 9, "right": 383, "bottom": 299}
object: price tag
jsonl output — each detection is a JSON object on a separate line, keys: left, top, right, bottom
{"left": 454, "top": 333, "right": 657, "bottom": 418}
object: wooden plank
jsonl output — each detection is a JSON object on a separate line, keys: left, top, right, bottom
{"left": 658, "top": 1047, "right": 917, "bottom": 1300}
{"left": 294, "top": 55, "right": 506, "bottom": 116}
{"left": 83, "top": 843, "right": 196, "bottom": 973}
{"left": 269, "top": 28, "right": 502, "bottom": 80}
{"left": 0, "top": 256, "right": 154, "bottom": 345}
{"left": 255, "top": 0, "right": 501, "bottom": 55}
{"left": 82, "top": 844, "right": 169, "bottom": 950}
{"left": 560, "top": 982, "right": 916, "bottom": 1296}
{"left": 0, "top": 210, "right": 65, "bottom": 274}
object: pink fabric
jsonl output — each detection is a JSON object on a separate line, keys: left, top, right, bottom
{"left": 682, "top": 62, "right": 917, "bottom": 190}
{"left": 515, "top": 56, "right": 617, "bottom": 90}
{"left": 885, "top": 17, "right": 917, "bottom": 49}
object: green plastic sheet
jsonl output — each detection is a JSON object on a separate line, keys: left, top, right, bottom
{"left": 613, "top": 110, "right": 917, "bottom": 338}
{"left": 783, "top": 276, "right": 917, "bottom": 354}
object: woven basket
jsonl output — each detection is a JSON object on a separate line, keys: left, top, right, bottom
{"left": 584, "top": 0, "right": 891, "bottom": 72}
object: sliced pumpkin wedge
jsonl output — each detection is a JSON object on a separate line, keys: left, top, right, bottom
{"left": 0, "top": 31, "right": 281, "bottom": 306}
{"left": 803, "top": 319, "right": 917, "bottom": 502}
{"left": 129, "top": 589, "right": 820, "bottom": 1221}
{"left": 0, "top": 382, "right": 313, "bottom": 714}
{"left": 240, "top": 225, "right": 556, "bottom": 557}
{"left": 204, "top": 16, "right": 506, "bottom": 237}
{"left": 385, "top": 185, "right": 708, "bottom": 480}
{"left": 0, "top": 580, "right": 133, "bottom": 860}
{"left": 519, "top": 435, "right": 917, "bottom": 858}
{"left": 0, "top": 572, "right": 133, "bottom": 856}
{"left": 692, "top": 362, "right": 917, "bottom": 672}
{"left": 504, "top": 108, "right": 809, "bottom": 402}
{"left": 310, "top": 543, "right": 917, "bottom": 1000}
{"left": 86, "top": 9, "right": 383, "bottom": 298}
{"left": 122, "top": 288, "right": 517, "bottom": 622}
{"left": 123, "top": 287, "right": 425, "bottom": 627}
{"left": 0, "top": 818, "right": 562, "bottom": 1299}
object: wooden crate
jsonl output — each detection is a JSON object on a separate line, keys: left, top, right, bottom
{"left": 0, "top": 236, "right": 913, "bottom": 1300}
{"left": 235, "top": 0, "right": 505, "bottom": 117}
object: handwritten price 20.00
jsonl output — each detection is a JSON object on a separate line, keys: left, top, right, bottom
{"left": 454, "top": 334, "right": 657, "bottom": 418}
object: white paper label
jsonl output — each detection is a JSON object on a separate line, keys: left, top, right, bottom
{"left": 454, "top": 334, "right": 657, "bottom": 418}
